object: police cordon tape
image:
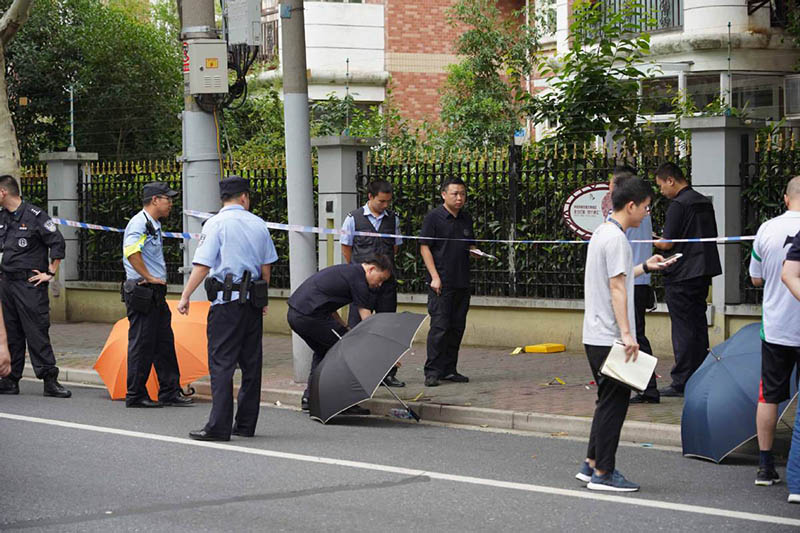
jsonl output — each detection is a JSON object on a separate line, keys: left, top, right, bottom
{"left": 51, "top": 213, "right": 756, "bottom": 246}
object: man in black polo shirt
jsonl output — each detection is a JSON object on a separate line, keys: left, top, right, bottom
{"left": 420, "top": 177, "right": 476, "bottom": 387}
{"left": 287, "top": 256, "right": 393, "bottom": 414}
{"left": 654, "top": 162, "right": 722, "bottom": 397}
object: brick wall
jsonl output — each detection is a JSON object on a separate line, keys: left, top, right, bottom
{"left": 385, "top": 0, "right": 525, "bottom": 125}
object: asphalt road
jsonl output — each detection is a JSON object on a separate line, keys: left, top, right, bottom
{"left": 1, "top": 381, "right": 799, "bottom": 532}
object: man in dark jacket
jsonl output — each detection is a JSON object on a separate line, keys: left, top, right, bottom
{"left": 654, "top": 162, "right": 722, "bottom": 397}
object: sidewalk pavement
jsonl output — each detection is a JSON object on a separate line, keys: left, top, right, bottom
{"left": 25, "top": 321, "right": 692, "bottom": 446}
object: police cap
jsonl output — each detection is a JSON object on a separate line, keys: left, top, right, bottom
{"left": 220, "top": 175, "right": 251, "bottom": 198}
{"left": 142, "top": 182, "right": 179, "bottom": 201}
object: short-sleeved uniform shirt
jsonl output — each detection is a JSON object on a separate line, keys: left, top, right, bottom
{"left": 583, "top": 221, "right": 636, "bottom": 347}
{"left": 340, "top": 205, "right": 402, "bottom": 247}
{"left": 123, "top": 210, "right": 167, "bottom": 281}
{"left": 192, "top": 205, "right": 279, "bottom": 306}
{"left": 287, "top": 263, "right": 374, "bottom": 317}
{"left": 0, "top": 201, "right": 65, "bottom": 272}
{"left": 749, "top": 212, "right": 800, "bottom": 346}
{"left": 419, "top": 206, "right": 475, "bottom": 289}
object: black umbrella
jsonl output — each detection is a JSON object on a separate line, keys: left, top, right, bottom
{"left": 308, "top": 312, "right": 427, "bottom": 424}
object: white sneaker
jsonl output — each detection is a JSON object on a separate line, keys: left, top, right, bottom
{"left": 788, "top": 493, "right": 800, "bottom": 504}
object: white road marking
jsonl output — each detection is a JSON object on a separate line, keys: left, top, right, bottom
{"left": 1, "top": 412, "right": 798, "bottom": 527}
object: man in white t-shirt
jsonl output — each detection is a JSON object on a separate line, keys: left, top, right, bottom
{"left": 749, "top": 176, "right": 800, "bottom": 487}
{"left": 576, "top": 177, "right": 667, "bottom": 492}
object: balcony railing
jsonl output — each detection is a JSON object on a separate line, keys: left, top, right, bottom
{"left": 601, "top": 0, "right": 683, "bottom": 33}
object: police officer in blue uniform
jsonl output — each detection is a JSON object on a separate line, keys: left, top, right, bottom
{"left": 179, "top": 176, "right": 278, "bottom": 441}
{"left": 0, "top": 175, "right": 71, "bottom": 397}
{"left": 341, "top": 179, "right": 405, "bottom": 387}
{"left": 121, "top": 182, "right": 192, "bottom": 408}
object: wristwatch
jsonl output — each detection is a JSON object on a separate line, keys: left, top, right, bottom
{"left": 641, "top": 262, "right": 650, "bottom": 274}
{"left": 46, "top": 270, "right": 56, "bottom": 277}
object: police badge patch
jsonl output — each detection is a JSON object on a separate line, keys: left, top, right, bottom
{"left": 44, "top": 219, "right": 57, "bottom": 232}
{"left": 18, "top": 238, "right": 27, "bottom": 248}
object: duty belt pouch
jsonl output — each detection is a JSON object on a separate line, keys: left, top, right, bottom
{"left": 204, "top": 277, "right": 218, "bottom": 302}
{"left": 222, "top": 273, "right": 234, "bottom": 302}
{"left": 124, "top": 279, "right": 154, "bottom": 314}
{"left": 250, "top": 280, "right": 269, "bottom": 308}
{"left": 238, "top": 270, "right": 252, "bottom": 304}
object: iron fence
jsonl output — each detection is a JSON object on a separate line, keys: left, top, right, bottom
{"left": 75, "top": 161, "right": 292, "bottom": 288}
{"left": 360, "top": 143, "right": 688, "bottom": 300}
{"left": 78, "top": 161, "right": 184, "bottom": 284}
{"left": 19, "top": 166, "right": 48, "bottom": 209}
{"left": 739, "top": 132, "right": 800, "bottom": 304}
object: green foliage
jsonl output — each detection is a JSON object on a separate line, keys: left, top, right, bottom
{"left": 531, "top": 0, "right": 653, "bottom": 145}
{"left": 222, "top": 85, "right": 286, "bottom": 167}
{"left": 310, "top": 93, "right": 383, "bottom": 138}
{"left": 439, "top": 0, "right": 543, "bottom": 150}
{"left": 5, "top": 0, "right": 182, "bottom": 162}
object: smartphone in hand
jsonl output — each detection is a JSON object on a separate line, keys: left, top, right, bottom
{"left": 657, "top": 253, "right": 683, "bottom": 267}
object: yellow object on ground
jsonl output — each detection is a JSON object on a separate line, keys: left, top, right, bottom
{"left": 525, "top": 343, "right": 566, "bottom": 353}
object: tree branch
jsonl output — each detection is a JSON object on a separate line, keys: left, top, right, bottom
{"left": 0, "top": 0, "right": 35, "bottom": 47}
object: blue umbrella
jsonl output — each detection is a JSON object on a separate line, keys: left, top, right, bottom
{"left": 682, "top": 322, "right": 798, "bottom": 463}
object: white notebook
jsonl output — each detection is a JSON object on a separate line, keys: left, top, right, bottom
{"left": 600, "top": 342, "right": 657, "bottom": 393}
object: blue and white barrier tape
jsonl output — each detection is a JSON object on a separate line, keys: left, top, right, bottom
{"left": 51, "top": 213, "right": 756, "bottom": 245}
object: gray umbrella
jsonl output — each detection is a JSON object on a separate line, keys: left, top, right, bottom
{"left": 308, "top": 312, "right": 427, "bottom": 424}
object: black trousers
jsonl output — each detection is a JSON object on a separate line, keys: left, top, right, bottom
{"left": 585, "top": 344, "right": 631, "bottom": 473}
{"left": 348, "top": 279, "right": 399, "bottom": 378}
{"left": 425, "top": 287, "right": 470, "bottom": 379}
{"left": 287, "top": 308, "right": 348, "bottom": 402}
{"left": 0, "top": 278, "right": 58, "bottom": 382}
{"left": 664, "top": 277, "right": 711, "bottom": 391}
{"left": 205, "top": 302, "right": 263, "bottom": 437}
{"left": 634, "top": 285, "right": 659, "bottom": 400}
{"left": 125, "top": 288, "right": 181, "bottom": 403}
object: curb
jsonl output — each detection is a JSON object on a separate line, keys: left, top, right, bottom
{"left": 29, "top": 365, "right": 682, "bottom": 447}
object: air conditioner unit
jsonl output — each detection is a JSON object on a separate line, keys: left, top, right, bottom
{"left": 785, "top": 74, "right": 800, "bottom": 119}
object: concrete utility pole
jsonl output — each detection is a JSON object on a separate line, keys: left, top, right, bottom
{"left": 179, "top": 0, "right": 224, "bottom": 299}
{"left": 280, "top": 0, "right": 316, "bottom": 381}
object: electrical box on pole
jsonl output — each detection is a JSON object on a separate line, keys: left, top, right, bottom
{"left": 226, "top": 0, "right": 262, "bottom": 46}
{"left": 185, "top": 39, "right": 229, "bottom": 94}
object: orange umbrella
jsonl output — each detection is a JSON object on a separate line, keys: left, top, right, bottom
{"left": 94, "top": 300, "right": 210, "bottom": 401}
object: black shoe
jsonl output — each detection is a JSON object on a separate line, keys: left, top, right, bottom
{"left": 160, "top": 395, "right": 194, "bottom": 406}
{"left": 629, "top": 394, "right": 660, "bottom": 404}
{"left": 232, "top": 425, "right": 255, "bottom": 437}
{"left": 424, "top": 375, "right": 440, "bottom": 387}
{"left": 383, "top": 375, "right": 406, "bottom": 387}
{"left": 43, "top": 378, "right": 72, "bottom": 398}
{"left": 301, "top": 397, "right": 309, "bottom": 411}
{"left": 126, "top": 398, "right": 163, "bottom": 408}
{"left": 755, "top": 467, "right": 781, "bottom": 486}
{"left": 442, "top": 372, "right": 469, "bottom": 383}
{"left": 189, "top": 429, "right": 230, "bottom": 442}
{"left": 342, "top": 405, "right": 371, "bottom": 416}
{"left": 0, "top": 378, "right": 19, "bottom": 395}
{"left": 659, "top": 386, "right": 683, "bottom": 398}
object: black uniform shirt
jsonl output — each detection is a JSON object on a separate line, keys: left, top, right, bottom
{"left": 661, "top": 186, "right": 721, "bottom": 283}
{"left": 787, "top": 230, "right": 800, "bottom": 262}
{"left": 287, "top": 263, "right": 374, "bottom": 317}
{"left": 420, "top": 205, "right": 475, "bottom": 289}
{"left": 0, "top": 202, "right": 66, "bottom": 273}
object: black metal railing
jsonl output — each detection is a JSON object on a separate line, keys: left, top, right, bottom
{"left": 78, "top": 162, "right": 184, "bottom": 284}
{"left": 359, "top": 144, "right": 688, "bottom": 300}
{"left": 739, "top": 131, "right": 800, "bottom": 304}
{"left": 601, "top": 0, "right": 683, "bottom": 32}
